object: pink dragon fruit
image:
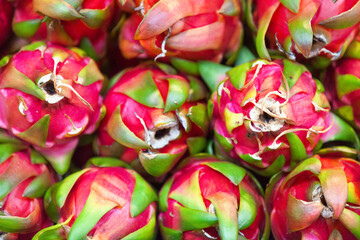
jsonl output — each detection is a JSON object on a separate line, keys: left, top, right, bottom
{"left": 118, "top": 0, "right": 243, "bottom": 62}
{"left": 12, "top": 0, "right": 116, "bottom": 58}
{"left": 323, "top": 35, "right": 360, "bottom": 131}
{"left": 158, "top": 154, "right": 270, "bottom": 240}
{"left": 0, "top": 0, "right": 13, "bottom": 48}
{"left": 0, "top": 42, "right": 104, "bottom": 174}
{"left": 210, "top": 59, "right": 332, "bottom": 176}
{"left": 248, "top": 0, "right": 360, "bottom": 61}
{"left": 0, "top": 141, "right": 56, "bottom": 239}
{"left": 95, "top": 62, "right": 209, "bottom": 177}
{"left": 266, "top": 154, "right": 360, "bottom": 239}
{"left": 34, "top": 157, "right": 157, "bottom": 240}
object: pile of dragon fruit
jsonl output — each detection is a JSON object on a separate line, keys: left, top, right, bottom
{"left": 1, "top": 0, "right": 360, "bottom": 239}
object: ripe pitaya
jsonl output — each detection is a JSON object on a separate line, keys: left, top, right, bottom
{"left": 266, "top": 154, "right": 360, "bottom": 239}
{"left": 12, "top": 0, "right": 116, "bottom": 58}
{"left": 158, "top": 155, "right": 270, "bottom": 240}
{"left": 0, "top": 42, "right": 104, "bottom": 174}
{"left": 210, "top": 59, "right": 332, "bottom": 176}
{"left": 0, "top": 0, "right": 13, "bottom": 48}
{"left": 0, "top": 142, "right": 56, "bottom": 239}
{"left": 95, "top": 62, "right": 209, "bottom": 177}
{"left": 118, "top": 0, "right": 243, "bottom": 62}
{"left": 323, "top": 35, "right": 360, "bottom": 131}
{"left": 248, "top": 0, "right": 360, "bottom": 61}
{"left": 34, "top": 157, "right": 157, "bottom": 240}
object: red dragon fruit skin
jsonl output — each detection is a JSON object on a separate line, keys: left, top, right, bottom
{"left": 118, "top": 0, "right": 243, "bottom": 63}
{"left": 12, "top": 0, "right": 115, "bottom": 58}
{"left": 323, "top": 35, "right": 360, "bottom": 131}
{"left": 210, "top": 59, "right": 332, "bottom": 176}
{"left": 266, "top": 155, "right": 360, "bottom": 239}
{"left": 158, "top": 155, "right": 270, "bottom": 240}
{"left": 34, "top": 158, "right": 157, "bottom": 240}
{"left": 95, "top": 62, "right": 209, "bottom": 177}
{"left": 0, "top": 42, "right": 104, "bottom": 174}
{"left": 249, "top": 0, "right": 360, "bottom": 61}
{"left": 0, "top": 0, "right": 13, "bottom": 48}
{"left": 0, "top": 143, "right": 56, "bottom": 240}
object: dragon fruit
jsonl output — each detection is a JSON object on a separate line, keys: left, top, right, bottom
{"left": 95, "top": 62, "right": 209, "bottom": 177}
{"left": 210, "top": 59, "right": 332, "bottom": 176}
{"left": 118, "top": 0, "right": 243, "bottom": 62}
{"left": 34, "top": 157, "right": 157, "bottom": 240}
{"left": 0, "top": 0, "right": 13, "bottom": 48}
{"left": 0, "top": 142, "right": 56, "bottom": 239}
{"left": 266, "top": 154, "right": 360, "bottom": 239}
{"left": 323, "top": 35, "right": 360, "bottom": 131}
{"left": 158, "top": 155, "right": 270, "bottom": 240}
{"left": 12, "top": 0, "right": 116, "bottom": 58}
{"left": 248, "top": 0, "right": 360, "bottom": 61}
{"left": 0, "top": 42, "right": 104, "bottom": 174}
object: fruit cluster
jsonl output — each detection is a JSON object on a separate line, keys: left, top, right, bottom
{"left": 0, "top": 0, "right": 359, "bottom": 239}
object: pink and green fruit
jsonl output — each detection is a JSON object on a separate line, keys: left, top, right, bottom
{"left": 12, "top": 0, "right": 116, "bottom": 58}
{"left": 210, "top": 58, "right": 331, "bottom": 176}
{"left": 266, "top": 154, "right": 360, "bottom": 239}
{"left": 249, "top": 0, "right": 360, "bottom": 61}
{"left": 0, "top": 143, "right": 56, "bottom": 240}
{"left": 0, "top": 42, "right": 104, "bottom": 174}
{"left": 118, "top": 0, "right": 242, "bottom": 63}
{"left": 158, "top": 155, "right": 270, "bottom": 240}
{"left": 35, "top": 157, "right": 157, "bottom": 240}
{"left": 323, "top": 35, "right": 360, "bottom": 131}
{"left": 95, "top": 62, "right": 209, "bottom": 177}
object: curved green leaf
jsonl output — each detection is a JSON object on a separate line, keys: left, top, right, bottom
{"left": 287, "top": 132, "right": 307, "bottom": 168}
{"left": 170, "top": 58, "right": 199, "bottom": 76}
{"left": 56, "top": 169, "right": 90, "bottom": 208}
{"left": 169, "top": 170, "right": 206, "bottom": 212}
{"left": 159, "top": 177, "right": 174, "bottom": 212}
{"left": 206, "top": 192, "right": 238, "bottom": 240}
{"left": 280, "top": 0, "right": 300, "bottom": 13}
{"left": 122, "top": 211, "right": 156, "bottom": 240}
{"left": 288, "top": 2, "right": 319, "bottom": 57}
{"left": 0, "top": 143, "right": 26, "bottom": 164}
{"left": 319, "top": 1, "right": 360, "bottom": 29}
{"left": 106, "top": 105, "right": 150, "bottom": 149}
{"left": 12, "top": 19, "right": 42, "bottom": 38}
{"left": 33, "top": 0, "right": 84, "bottom": 20}
{"left": 187, "top": 137, "right": 207, "bottom": 155}
{"left": 16, "top": 115, "right": 49, "bottom": 148}
{"left": 114, "top": 71, "right": 164, "bottom": 108}
{"left": 130, "top": 171, "right": 158, "bottom": 217}
{"left": 256, "top": 2, "right": 280, "bottom": 60}
{"left": 23, "top": 170, "right": 53, "bottom": 198}
{"left": 139, "top": 150, "right": 185, "bottom": 177}
{"left": 174, "top": 203, "right": 217, "bottom": 231}
{"left": 203, "top": 161, "right": 246, "bottom": 185}
{"left": 163, "top": 77, "right": 190, "bottom": 113}
{"left": 198, "top": 61, "right": 231, "bottom": 93}
{"left": 85, "top": 157, "right": 131, "bottom": 169}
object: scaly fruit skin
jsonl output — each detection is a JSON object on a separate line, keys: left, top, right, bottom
{"left": 0, "top": 143, "right": 56, "bottom": 239}
{"left": 249, "top": 0, "right": 360, "bottom": 61}
{"left": 323, "top": 35, "right": 360, "bottom": 131}
{"left": 210, "top": 59, "right": 331, "bottom": 176}
{"left": 95, "top": 62, "right": 209, "bottom": 177}
{"left": 0, "top": 42, "right": 104, "bottom": 174}
{"left": 0, "top": 0, "right": 13, "bottom": 48}
{"left": 266, "top": 155, "right": 360, "bottom": 239}
{"left": 158, "top": 155, "right": 270, "bottom": 240}
{"left": 35, "top": 158, "right": 157, "bottom": 240}
{"left": 12, "top": 0, "right": 115, "bottom": 58}
{"left": 118, "top": 0, "right": 242, "bottom": 62}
